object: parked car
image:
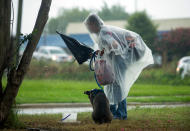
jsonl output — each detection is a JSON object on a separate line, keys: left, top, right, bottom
{"left": 33, "top": 46, "right": 73, "bottom": 62}
{"left": 176, "top": 56, "right": 190, "bottom": 79}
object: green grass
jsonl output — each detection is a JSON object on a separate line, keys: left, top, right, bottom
{"left": 129, "top": 84, "right": 190, "bottom": 96}
{"left": 128, "top": 96, "right": 190, "bottom": 102}
{"left": 4, "top": 79, "right": 188, "bottom": 104}
{"left": 16, "top": 107, "right": 190, "bottom": 131}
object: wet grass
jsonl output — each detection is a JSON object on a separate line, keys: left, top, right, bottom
{"left": 127, "top": 95, "right": 190, "bottom": 103}
{"left": 8, "top": 79, "right": 189, "bottom": 104}
{"left": 11, "top": 107, "right": 190, "bottom": 131}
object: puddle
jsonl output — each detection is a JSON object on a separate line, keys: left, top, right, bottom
{"left": 17, "top": 103, "right": 190, "bottom": 115}
{"left": 18, "top": 107, "right": 93, "bottom": 115}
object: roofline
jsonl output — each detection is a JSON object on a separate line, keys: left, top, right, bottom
{"left": 152, "top": 17, "right": 190, "bottom": 21}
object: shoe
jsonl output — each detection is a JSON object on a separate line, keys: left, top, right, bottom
{"left": 120, "top": 117, "right": 127, "bottom": 120}
{"left": 113, "top": 116, "right": 120, "bottom": 119}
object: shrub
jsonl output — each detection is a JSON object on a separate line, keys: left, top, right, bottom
{"left": 26, "top": 59, "right": 190, "bottom": 85}
{"left": 26, "top": 59, "right": 94, "bottom": 80}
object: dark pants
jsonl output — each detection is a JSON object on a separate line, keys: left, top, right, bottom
{"left": 110, "top": 98, "right": 127, "bottom": 119}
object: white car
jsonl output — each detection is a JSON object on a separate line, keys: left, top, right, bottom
{"left": 176, "top": 56, "right": 190, "bottom": 79}
{"left": 33, "top": 46, "right": 72, "bottom": 62}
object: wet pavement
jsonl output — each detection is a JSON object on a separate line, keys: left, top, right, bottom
{"left": 17, "top": 102, "right": 190, "bottom": 115}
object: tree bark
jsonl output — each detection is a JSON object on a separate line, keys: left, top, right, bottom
{"left": 0, "top": 0, "right": 52, "bottom": 126}
{"left": 0, "top": 73, "right": 3, "bottom": 101}
{"left": 15, "top": 0, "right": 23, "bottom": 65}
{"left": 0, "top": 0, "right": 11, "bottom": 101}
{"left": 162, "top": 50, "right": 168, "bottom": 67}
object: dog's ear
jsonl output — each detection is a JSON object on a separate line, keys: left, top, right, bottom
{"left": 84, "top": 91, "right": 90, "bottom": 95}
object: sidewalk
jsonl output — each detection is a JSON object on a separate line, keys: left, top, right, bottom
{"left": 17, "top": 102, "right": 190, "bottom": 108}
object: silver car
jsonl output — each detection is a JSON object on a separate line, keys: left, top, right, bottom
{"left": 176, "top": 56, "right": 190, "bottom": 79}
{"left": 33, "top": 46, "right": 72, "bottom": 62}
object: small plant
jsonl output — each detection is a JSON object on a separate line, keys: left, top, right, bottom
{"left": 1, "top": 103, "right": 25, "bottom": 129}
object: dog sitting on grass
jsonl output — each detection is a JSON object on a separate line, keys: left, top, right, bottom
{"left": 84, "top": 89, "right": 112, "bottom": 124}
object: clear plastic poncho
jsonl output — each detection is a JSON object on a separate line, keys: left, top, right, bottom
{"left": 84, "top": 13, "right": 154, "bottom": 104}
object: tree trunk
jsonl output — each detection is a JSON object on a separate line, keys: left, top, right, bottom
{"left": 15, "top": 0, "right": 23, "bottom": 65}
{"left": 0, "top": 73, "right": 3, "bottom": 101}
{"left": 0, "top": 0, "right": 11, "bottom": 102}
{"left": 0, "top": 0, "right": 52, "bottom": 126}
{"left": 162, "top": 50, "right": 168, "bottom": 67}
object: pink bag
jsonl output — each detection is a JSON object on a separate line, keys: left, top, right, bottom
{"left": 94, "top": 58, "right": 115, "bottom": 85}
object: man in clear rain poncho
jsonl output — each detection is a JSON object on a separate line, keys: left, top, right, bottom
{"left": 84, "top": 13, "right": 154, "bottom": 120}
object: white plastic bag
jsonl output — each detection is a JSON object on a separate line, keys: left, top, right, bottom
{"left": 94, "top": 54, "right": 115, "bottom": 85}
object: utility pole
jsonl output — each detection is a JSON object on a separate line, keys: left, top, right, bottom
{"left": 43, "top": 27, "right": 47, "bottom": 46}
{"left": 135, "top": 0, "right": 138, "bottom": 12}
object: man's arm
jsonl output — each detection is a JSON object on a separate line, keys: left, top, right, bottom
{"left": 101, "top": 33, "right": 123, "bottom": 55}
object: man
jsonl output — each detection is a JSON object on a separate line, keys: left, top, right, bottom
{"left": 84, "top": 13, "right": 154, "bottom": 120}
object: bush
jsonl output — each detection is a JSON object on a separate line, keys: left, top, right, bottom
{"left": 136, "top": 65, "right": 190, "bottom": 85}
{"left": 26, "top": 59, "right": 190, "bottom": 85}
{"left": 26, "top": 59, "right": 94, "bottom": 80}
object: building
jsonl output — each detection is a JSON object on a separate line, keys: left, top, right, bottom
{"left": 65, "top": 17, "right": 190, "bottom": 65}
{"left": 32, "top": 17, "right": 190, "bottom": 50}
{"left": 66, "top": 17, "right": 190, "bottom": 34}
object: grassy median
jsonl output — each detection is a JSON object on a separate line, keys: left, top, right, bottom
{"left": 2, "top": 79, "right": 189, "bottom": 103}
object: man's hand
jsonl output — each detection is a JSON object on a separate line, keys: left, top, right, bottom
{"left": 100, "top": 48, "right": 105, "bottom": 56}
{"left": 96, "top": 48, "right": 105, "bottom": 56}
{"left": 95, "top": 50, "right": 100, "bottom": 55}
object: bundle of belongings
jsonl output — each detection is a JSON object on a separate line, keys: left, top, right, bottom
{"left": 57, "top": 32, "right": 115, "bottom": 86}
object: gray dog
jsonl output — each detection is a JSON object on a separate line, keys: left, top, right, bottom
{"left": 84, "top": 89, "right": 112, "bottom": 124}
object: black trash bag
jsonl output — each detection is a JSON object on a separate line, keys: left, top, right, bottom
{"left": 56, "top": 31, "right": 94, "bottom": 64}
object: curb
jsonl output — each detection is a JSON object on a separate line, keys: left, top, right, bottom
{"left": 17, "top": 102, "right": 190, "bottom": 108}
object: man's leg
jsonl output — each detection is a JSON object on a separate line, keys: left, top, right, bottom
{"left": 110, "top": 104, "right": 119, "bottom": 119}
{"left": 116, "top": 98, "right": 127, "bottom": 120}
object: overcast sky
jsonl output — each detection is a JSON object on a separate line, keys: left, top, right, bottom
{"left": 12, "top": 0, "right": 190, "bottom": 34}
